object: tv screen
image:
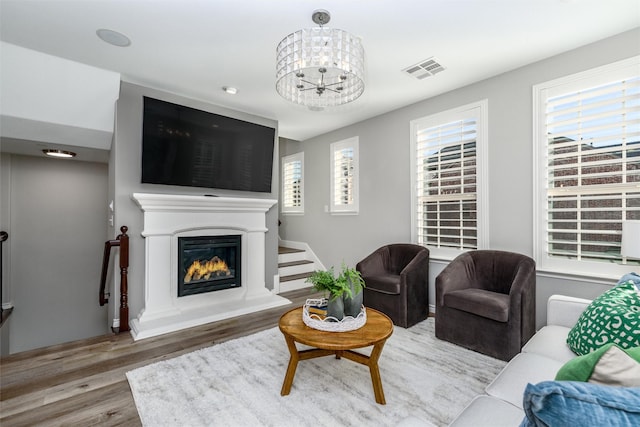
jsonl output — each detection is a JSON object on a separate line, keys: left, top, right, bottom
{"left": 141, "top": 97, "right": 275, "bottom": 193}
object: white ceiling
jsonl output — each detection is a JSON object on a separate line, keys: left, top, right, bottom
{"left": 1, "top": 0, "right": 639, "bottom": 142}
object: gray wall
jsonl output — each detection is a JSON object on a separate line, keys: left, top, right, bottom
{"left": 112, "top": 82, "right": 279, "bottom": 327}
{"left": 279, "top": 28, "right": 640, "bottom": 329}
{"left": 4, "top": 154, "right": 109, "bottom": 353}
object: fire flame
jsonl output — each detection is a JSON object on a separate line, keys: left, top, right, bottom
{"left": 184, "top": 256, "right": 231, "bottom": 283}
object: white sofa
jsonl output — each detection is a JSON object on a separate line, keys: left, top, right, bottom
{"left": 448, "top": 294, "right": 591, "bottom": 426}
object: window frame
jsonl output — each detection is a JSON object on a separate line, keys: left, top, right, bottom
{"left": 281, "top": 152, "right": 304, "bottom": 214}
{"left": 410, "top": 100, "right": 489, "bottom": 260}
{"left": 329, "top": 136, "right": 359, "bottom": 215}
{"left": 532, "top": 55, "right": 640, "bottom": 279}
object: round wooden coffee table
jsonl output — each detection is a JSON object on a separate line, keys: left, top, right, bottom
{"left": 278, "top": 306, "right": 394, "bottom": 404}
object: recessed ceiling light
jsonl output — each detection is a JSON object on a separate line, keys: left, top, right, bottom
{"left": 43, "top": 149, "right": 76, "bottom": 159}
{"left": 96, "top": 29, "right": 131, "bottom": 47}
{"left": 222, "top": 86, "right": 238, "bottom": 95}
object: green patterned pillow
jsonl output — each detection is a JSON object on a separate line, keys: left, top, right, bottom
{"left": 567, "top": 280, "right": 640, "bottom": 356}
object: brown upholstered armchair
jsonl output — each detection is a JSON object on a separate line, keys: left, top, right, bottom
{"left": 356, "top": 244, "right": 430, "bottom": 328}
{"left": 435, "top": 250, "right": 536, "bottom": 361}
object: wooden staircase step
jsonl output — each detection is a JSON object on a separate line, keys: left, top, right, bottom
{"left": 278, "top": 246, "right": 305, "bottom": 255}
{"left": 279, "top": 259, "right": 314, "bottom": 268}
{"left": 280, "top": 272, "right": 313, "bottom": 283}
{"left": 278, "top": 244, "right": 315, "bottom": 292}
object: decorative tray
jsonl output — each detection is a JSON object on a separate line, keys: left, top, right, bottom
{"left": 302, "top": 298, "right": 366, "bottom": 332}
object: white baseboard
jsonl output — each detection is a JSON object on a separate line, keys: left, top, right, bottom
{"left": 272, "top": 274, "right": 280, "bottom": 294}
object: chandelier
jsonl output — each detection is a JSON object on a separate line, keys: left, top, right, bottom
{"left": 276, "top": 9, "right": 365, "bottom": 109}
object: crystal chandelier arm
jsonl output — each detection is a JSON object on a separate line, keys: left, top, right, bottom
{"left": 323, "top": 80, "right": 348, "bottom": 88}
{"left": 298, "top": 86, "right": 341, "bottom": 94}
{"left": 299, "top": 78, "right": 320, "bottom": 86}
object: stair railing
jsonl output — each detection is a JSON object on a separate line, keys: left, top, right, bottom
{"left": 99, "top": 226, "right": 129, "bottom": 333}
{"left": 1, "top": 231, "right": 7, "bottom": 315}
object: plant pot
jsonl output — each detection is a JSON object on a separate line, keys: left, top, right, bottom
{"left": 343, "top": 279, "right": 363, "bottom": 318}
{"left": 327, "top": 293, "right": 344, "bottom": 321}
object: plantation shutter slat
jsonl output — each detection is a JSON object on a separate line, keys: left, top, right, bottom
{"left": 333, "top": 147, "right": 354, "bottom": 206}
{"left": 329, "top": 137, "right": 359, "bottom": 213}
{"left": 544, "top": 74, "right": 640, "bottom": 264}
{"left": 282, "top": 154, "right": 303, "bottom": 212}
{"left": 415, "top": 114, "right": 479, "bottom": 250}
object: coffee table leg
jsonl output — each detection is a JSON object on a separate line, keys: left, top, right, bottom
{"left": 368, "top": 340, "right": 387, "bottom": 405}
{"left": 281, "top": 335, "right": 299, "bottom": 396}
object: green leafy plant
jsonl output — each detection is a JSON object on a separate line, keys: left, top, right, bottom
{"left": 306, "top": 263, "right": 365, "bottom": 300}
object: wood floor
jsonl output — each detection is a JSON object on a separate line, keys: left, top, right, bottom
{"left": 0, "top": 288, "right": 319, "bottom": 427}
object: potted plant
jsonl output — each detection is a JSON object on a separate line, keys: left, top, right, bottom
{"left": 306, "top": 263, "right": 365, "bottom": 320}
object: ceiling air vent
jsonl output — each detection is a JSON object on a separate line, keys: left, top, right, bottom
{"left": 403, "top": 57, "right": 446, "bottom": 80}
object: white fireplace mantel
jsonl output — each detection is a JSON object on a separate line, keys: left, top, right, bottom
{"left": 130, "top": 193, "right": 290, "bottom": 340}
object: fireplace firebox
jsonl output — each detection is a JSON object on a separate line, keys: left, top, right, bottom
{"left": 178, "top": 235, "right": 241, "bottom": 297}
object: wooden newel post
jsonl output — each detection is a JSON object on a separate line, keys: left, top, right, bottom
{"left": 1, "top": 231, "right": 7, "bottom": 314}
{"left": 117, "top": 226, "right": 130, "bottom": 332}
{"left": 98, "top": 225, "right": 130, "bottom": 333}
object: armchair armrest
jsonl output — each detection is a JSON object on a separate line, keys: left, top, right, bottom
{"left": 435, "top": 253, "right": 475, "bottom": 306}
{"left": 506, "top": 257, "right": 536, "bottom": 304}
{"left": 547, "top": 294, "right": 591, "bottom": 328}
{"left": 400, "top": 249, "right": 429, "bottom": 288}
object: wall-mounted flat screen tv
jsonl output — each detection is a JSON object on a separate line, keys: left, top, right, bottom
{"left": 141, "top": 97, "right": 275, "bottom": 193}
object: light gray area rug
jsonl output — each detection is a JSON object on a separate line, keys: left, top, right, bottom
{"left": 127, "top": 318, "right": 506, "bottom": 427}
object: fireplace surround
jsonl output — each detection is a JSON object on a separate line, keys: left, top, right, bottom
{"left": 130, "top": 193, "right": 290, "bottom": 340}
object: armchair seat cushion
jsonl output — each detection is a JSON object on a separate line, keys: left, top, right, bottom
{"left": 444, "top": 288, "right": 510, "bottom": 323}
{"left": 363, "top": 273, "right": 401, "bottom": 295}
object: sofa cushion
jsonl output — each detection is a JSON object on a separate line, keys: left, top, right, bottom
{"left": 485, "top": 353, "right": 564, "bottom": 409}
{"left": 547, "top": 295, "right": 592, "bottom": 328}
{"left": 566, "top": 280, "right": 640, "bottom": 355}
{"left": 520, "top": 381, "right": 640, "bottom": 427}
{"left": 443, "top": 288, "right": 510, "bottom": 322}
{"left": 521, "top": 325, "right": 575, "bottom": 363}
{"left": 449, "top": 396, "right": 524, "bottom": 427}
{"left": 555, "top": 343, "right": 640, "bottom": 386}
{"left": 590, "top": 345, "right": 640, "bottom": 386}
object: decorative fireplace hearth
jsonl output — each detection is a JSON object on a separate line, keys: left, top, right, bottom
{"left": 130, "top": 193, "right": 290, "bottom": 340}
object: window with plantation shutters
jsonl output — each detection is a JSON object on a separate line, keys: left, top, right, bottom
{"left": 330, "top": 137, "right": 359, "bottom": 214}
{"left": 534, "top": 56, "right": 640, "bottom": 277}
{"left": 411, "top": 101, "right": 488, "bottom": 258}
{"left": 281, "top": 152, "right": 304, "bottom": 214}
